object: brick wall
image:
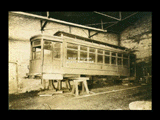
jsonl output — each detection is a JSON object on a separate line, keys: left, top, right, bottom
{"left": 90, "top": 31, "right": 118, "bottom": 45}
{"left": 120, "top": 13, "right": 152, "bottom": 79}
{"left": 120, "top": 14, "right": 152, "bottom": 62}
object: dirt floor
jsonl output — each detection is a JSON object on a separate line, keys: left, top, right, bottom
{"left": 8, "top": 83, "right": 152, "bottom": 110}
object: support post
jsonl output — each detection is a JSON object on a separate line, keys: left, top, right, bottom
{"left": 101, "top": 19, "right": 103, "bottom": 30}
{"left": 119, "top": 12, "right": 122, "bottom": 21}
{"left": 89, "top": 32, "right": 99, "bottom": 38}
{"left": 83, "top": 80, "right": 89, "bottom": 94}
{"left": 48, "top": 80, "right": 56, "bottom": 90}
{"left": 88, "top": 30, "right": 90, "bottom": 38}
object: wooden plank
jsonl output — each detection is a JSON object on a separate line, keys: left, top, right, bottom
{"left": 73, "top": 77, "right": 90, "bottom": 80}
{"left": 43, "top": 74, "right": 63, "bottom": 80}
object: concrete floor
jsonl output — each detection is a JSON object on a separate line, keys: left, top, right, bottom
{"left": 9, "top": 84, "right": 152, "bottom": 110}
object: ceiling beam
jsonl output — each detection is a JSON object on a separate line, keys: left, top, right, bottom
{"left": 86, "top": 21, "right": 118, "bottom": 26}
{"left": 104, "top": 21, "right": 119, "bottom": 29}
{"left": 119, "top": 12, "right": 122, "bottom": 20}
{"left": 94, "top": 11, "right": 121, "bottom": 21}
{"left": 10, "top": 11, "right": 107, "bottom": 32}
{"left": 101, "top": 19, "right": 103, "bottom": 29}
{"left": 121, "top": 12, "right": 138, "bottom": 21}
{"left": 103, "top": 12, "right": 138, "bottom": 31}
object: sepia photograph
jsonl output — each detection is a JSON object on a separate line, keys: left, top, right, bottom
{"left": 8, "top": 11, "right": 152, "bottom": 110}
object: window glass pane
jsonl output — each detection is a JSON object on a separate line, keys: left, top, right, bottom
{"left": 53, "top": 42, "right": 61, "bottom": 58}
{"left": 33, "top": 40, "right": 41, "bottom": 46}
{"left": 80, "top": 51, "right": 87, "bottom": 61}
{"left": 53, "top": 48, "right": 60, "bottom": 58}
{"left": 123, "top": 54, "right": 128, "bottom": 58}
{"left": 98, "top": 49, "right": 103, "bottom": 54}
{"left": 33, "top": 47, "right": 41, "bottom": 59}
{"left": 111, "top": 57, "right": 116, "bottom": 64}
{"left": 44, "top": 49, "right": 52, "bottom": 64}
{"left": 54, "top": 42, "right": 61, "bottom": 48}
{"left": 105, "top": 51, "right": 110, "bottom": 55}
{"left": 43, "top": 41, "right": 52, "bottom": 64}
{"left": 67, "top": 43, "right": 78, "bottom": 49}
{"left": 44, "top": 41, "right": 52, "bottom": 50}
{"left": 90, "top": 48, "right": 95, "bottom": 53}
{"left": 118, "top": 58, "right": 122, "bottom": 65}
{"left": 89, "top": 53, "right": 95, "bottom": 63}
{"left": 118, "top": 53, "right": 122, "bottom": 57}
{"left": 98, "top": 55, "right": 103, "bottom": 63}
{"left": 67, "top": 49, "right": 78, "bottom": 60}
{"left": 123, "top": 59, "right": 128, "bottom": 66}
{"left": 80, "top": 46, "right": 87, "bottom": 51}
{"left": 36, "top": 52, "right": 41, "bottom": 59}
{"left": 44, "top": 41, "right": 51, "bottom": 45}
{"left": 112, "top": 52, "right": 116, "bottom": 56}
{"left": 105, "top": 56, "right": 110, "bottom": 64}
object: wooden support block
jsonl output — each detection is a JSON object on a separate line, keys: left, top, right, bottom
{"left": 75, "top": 82, "right": 79, "bottom": 96}
{"left": 83, "top": 80, "right": 89, "bottom": 94}
{"left": 82, "top": 82, "right": 85, "bottom": 93}
{"left": 57, "top": 80, "right": 62, "bottom": 90}
{"left": 71, "top": 78, "right": 90, "bottom": 96}
{"left": 72, "top": 83, "right": 75, "bottom": 94}
{"left": 67, "top": 80, "right": 71, "bottom": 90}
{"left": 48, "top": 80, "right": 56, "bottom": 90}
{"left": 42, "top": 79, "right": 46, "bottom": 90}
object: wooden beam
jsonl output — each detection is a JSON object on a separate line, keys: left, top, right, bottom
{"left": 101, "top": 19, "right": 103, "bottom": 29}
{"left": 88, "top": 30, "right": 90, "bottom": 38}
{"left": 11, "top": 11, "right": 107, "bottom": 32}
{"left": 119, "top": 12, "right": 122, "bottom": 20}
{"left": 47, "top": 11, "right": 49, "bottom": 18}
{"left": 121, "top": 12, "right": 138, "bottom": 21}
{"left": 103, "top": 21, "right": 119, "bottom": 29}
{"left": 41, "top": 20, "right": 48, "bottom": 31}
{"left": 89, "top": 32, "right": 99, "bottom": 38}
{"left": 86, "top": 21, "right": 117, "bottom": 26}
{"left": 94, "top": 11, "right": 121, "bottom": 21}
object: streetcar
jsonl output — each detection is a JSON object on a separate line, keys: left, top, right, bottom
{"left": 29, "top": 31, "right": 136, "bottom": 82}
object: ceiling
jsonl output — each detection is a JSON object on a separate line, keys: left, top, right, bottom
{"left": 22, "top": 11, "right": 151, "bottom": 34}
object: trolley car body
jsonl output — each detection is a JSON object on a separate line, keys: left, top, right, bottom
{"left": 29, "top": 31, "right": 136, "bottom": 80}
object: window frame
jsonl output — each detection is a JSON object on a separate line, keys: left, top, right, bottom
{"left": 32, "top": 39, "right": 41, "bottom": 60}
{"left": 52, "top": 42, "right": 61, "bottom": 59}
{"left": 67, "top": 42, "right": 78, "bottom": 61}
{"left": 111, "top": 52, "right": 117, "bottom": 65}
{"left": 104, "top": 50, "right": 110, "bottom": 64}
{"left": 97, "top": 49, "right": 104, "bottom": 64}
{"left": 79, "top": 45, "right": 88, "bottom": 62}
{"left": 117, "top": 53, "right": 123, "bottom": 66}
{"left": 43, "top": 40, "right": 61, "bottom": 61}
{"left": 32, "top": 46, "right": 41, "bottom": 60}
{"left": 66, "top": 42, "right": 130, "bottom": 67}
{"left": 89, "top": 47, "right": 96, "bottom": 63}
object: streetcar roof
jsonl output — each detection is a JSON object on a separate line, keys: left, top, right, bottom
{"left": 54, "top": 31, "right": 128, "bottom": 50}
